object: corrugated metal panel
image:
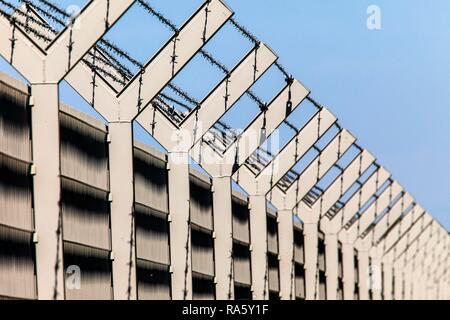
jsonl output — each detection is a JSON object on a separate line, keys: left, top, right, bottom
{"left": 338, "top": 242, "right": 343, "bottom": 279}
{"left": 192, "top": 273, "right": 215, "bottom": 300}
{"left": 354, "top": 284, "right": 360, "bottom": 300}
{"left": 294, "top": 229, "right": 304, "bottom": 264}
{"left": 318, "top": 235, "right": 326, "bottom": 272}
{"left": 295, "top": 263, "right": 305, "bottom": 299}
{"left": 233, "top": 242, "right": 251, "bottom": 285}
{"left": 267, "top": 215, "right": 278, "bottom": 254}
{"left": 0, "top": 83, "right": 31, "bottom": 162}
{"left": 60, "top": 112, "right": 109, "bottom": 191}
{"left": 337, "top": 279, "right": 344, "bottom": 300}
{"left": 234, "top": 283, "right": 252, "bottom": 300}
{"left": 191, "top": 226, "right": 215, "bottom": 276}
{"left": 319, "top": 271, "right": 327, "bottom": 300}
{"left": 268, "top": 253, "right": 280, "bottom": 292}
{"left": 61, "top": 178, "right": 111, "bottom": 251}
{"left": 0, "top": 225, "right": 36, "bottom": 300}
{"left": 63, "top": 242, "right": 112, "bottom": 300}
{"left": 137, "top": 259, "right": 171, "bottom": 300}
{"left": 134, "top": 148, "right": 168, "bottom": 213}
{"left": 190, "top": 176, "right": 213, "bottom": 230}
{"left": 0, "top": 154, "right": 33, "bottom": 231}
{"left": 135, "top": 204, "right": 170, "bottom": 265}
{"left": 232, "top": 197, "right": 250, "bottom": 244}
{"left": 354, "top": 250, "right": 359, "bottom": 284}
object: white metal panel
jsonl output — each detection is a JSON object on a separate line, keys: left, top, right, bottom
{"left": 190, "top": 175, "right": 214, "bottom": 230}
{"left": 191, "top": 227, "right": 215, "bottom": 277}
{"left": 294, "top": 229, "right": 305, "bottom": 264}
{"left": 64, "top": 242, "right": 113, "bottom": 300}
{"left": 232, "top": 197, "right": 250, "bottom": 244}
{"left": 268, "top": 253, "right": 280, "bottom": 292}
{"left": 134, "top": 148, "right": 169, "bottom": 213}
{"left": 267, "top": 215, "right": 279, "bottom": 254}
{"left": 0, "top": 83, "right": 31, "bottom": 162}
{"left": 60, "top": 112, "right": 109, "bottom": 191}
{"left": 136, "top": 260, "right": 171, "bottom": 300}
{"left": 61, "top": 178, "right": 111, "bottom": 251}
{"left": 233, "top": 244, "right": 252, "bottom": 285}
{"left": 135, "top": 205, "right": 170, "bottom": 265}
{"left": 0, "top": 154, "right": 33, "bottom": 231}
{"left": 0, "top": 226, "right": 36, "bottom": 300}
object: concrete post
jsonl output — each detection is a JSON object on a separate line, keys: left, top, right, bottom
{"left": 383, "top": 262, "right": 393, "bottom": 300}
{"left": 278, "top": 209, "right": 294, "bottom": 300}
{"left": 249, "top": 195, "right": 268, "bottom": 300}
{"left": 32, "top": 83, "right": 64, "bottom": 300}
{"left": 393, "top": 265, "right": 403, "bottom": 300}
{"left": 167, "top": 152, "right": 192, "bottom": 300}
{"left": 324, "top": 233, "right": 339, "bottom": 300}
{"left": 403, "top": 263, "right": 413, "bottom": 300}
{"left": 303, "top": 222, "right": 318, "bottom": 300}
{"left": 342, "top": 242, "right": 355, "bottom": 300}
{"left": 108, "top": 122, "right": 136, "bottom": 300}
{"left": 212, "top": 176, "right": 234, "bottom": 300}
{"left": 358, "top": 250, "right": 370, "bottom": 300}
{"left": 371, "top": 257, "right": 382, "bottom": 300}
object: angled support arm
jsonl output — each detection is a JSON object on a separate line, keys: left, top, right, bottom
{"left": 119, "top": 0, "right": 233, "bottom": 120}
{"left": 270, "top": 130, "right": 356, "bottom": 212}
{"left": 138, "top": 43, "right": 276, "bottom": 151}
{"left": 46, "top": 0, "right": 136, "bottom": 80}
{"left": 190, "top": 79, "right": 310, "bottom": 176}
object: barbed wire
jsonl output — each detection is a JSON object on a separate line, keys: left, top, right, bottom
{"left": 229, "top": 17, "right": 259, "bottom": 44}
{"left": 92, "top": 48, "right": 134, "bottom": 80}
{"left": 284, "top": 119, "right": 299, "bottom": 132}
{"left": 0, "top": 0, "right": 56, "bottom": 33}
{"left": 159, "top": 92, "right": 192, "bottom": 112}
{"left": 153, "top": 96, "right": 186, "bottom": 124}
{"left": 274, "top": 61, "right": 290, "bottom": 79}
{"left": 19, "top": 0, "right": 66, "bottom": 27}
{"left": 306, "top": 95, "right": 324, "bottom": 110}
{"left": 199, "top": 49, "right": 229, "bottom": 74}
{"left": 167, "top": 82, "right": 199, "bottom": 107}
{"left": 86, "top": 51, "right": 132, "bottom": 82}
{"left": 83, "top": 58, "right": 128, "bottom": 86}
{"left": 2, "top": 13, "right": 53, "bottom": 43}
{"left": 246, "top": 89, "right": 266, "bottom": 110}
{"left": 137, "top": 0, "right": 178, "bottom": 33}
{"left": 35, "top": 0, "right": 69, "bottom": 19}
{"left": 98, "top": 39, "right": 144, "bottom": 69}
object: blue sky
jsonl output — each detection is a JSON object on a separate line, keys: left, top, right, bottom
{"left": 1, "top": 0, "right": 449, "bottom": 230}
{"left": 225, "top": 0, "right": 450, "bottom": 230}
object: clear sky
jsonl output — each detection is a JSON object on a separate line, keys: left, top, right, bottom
{"left": 1, "top": 0, "right": 449, "bottom": 230}
{"left": 222, "top": 0, "right": 450, "bottom": 230}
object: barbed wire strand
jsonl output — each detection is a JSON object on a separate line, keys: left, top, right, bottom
{"left": 137, "top": 0, "right": 178, "bottom": 33}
